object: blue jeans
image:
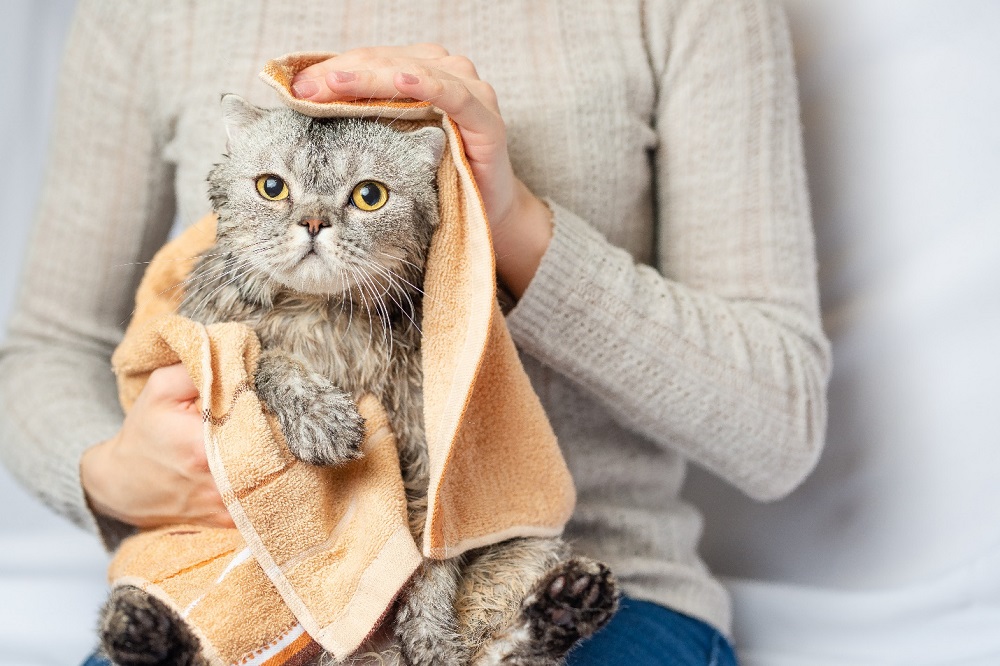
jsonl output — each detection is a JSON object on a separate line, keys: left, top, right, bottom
{"left": 566, "top": 597, "right": 738, "bottom": 665}
{"left": 83, "top": 596, "right": 736, "bottom": 666}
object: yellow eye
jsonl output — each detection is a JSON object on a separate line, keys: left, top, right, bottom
{"left": 256, "top": 175, "right": 289, "bottom": 201}
{"left": 351, "top": 181, "right": 388, "bottom": 211}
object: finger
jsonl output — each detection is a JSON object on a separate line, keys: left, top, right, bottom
{"left": 192, "top": 489, "right": 235, "bottom": 528}
{"left": 436, "top": 55, "right": 480, "bottom": 80}
{"left": 292, "top": 44, "right": 449, "bottom": 95}
{"left": 201, "top": 509, "right": 237, "bottom": 529}
{"left": 313, "top": 67, "right": 403, "bottom": 103}
{"left": 146, "top": 363, "right": 199, "bottom": 403}
{"left": 184, "top": 444, "right": 210, "bottom": 474}
{"left": 393, "top": 72, "right": 503, "bottom": 143}
{"left": 293, "top": 60, "right": 460, "bottom": 103}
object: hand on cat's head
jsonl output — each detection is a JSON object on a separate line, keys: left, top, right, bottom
{"left": 288, "top": 44, "right": 554, "bottom": 298}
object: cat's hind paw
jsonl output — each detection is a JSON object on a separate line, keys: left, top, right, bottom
{"left": 99, "top": 585, "right": 205, "bottom": 666}
{"left": 521, "top": 558, "right": 619, "bottom": 656}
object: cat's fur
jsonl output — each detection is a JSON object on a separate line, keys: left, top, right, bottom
{"left": 99, "top": 96, "right": 617, "bottom": 666}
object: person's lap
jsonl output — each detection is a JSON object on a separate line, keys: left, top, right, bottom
{"left": 566, "top": 596, "right": 737, "bottom": 665}
{"left": 82, "top": 596, "right": 736, "bottom": 666}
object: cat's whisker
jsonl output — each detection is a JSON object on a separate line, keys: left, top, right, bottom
{"left": 181, "top": 254, "right": 267, "bottom": 322}
{"left": 373, "top": 251, "right": 434, "bottom": 302}
{"left": 347, "top": 265, "right": 377, "bottom": 360}
{"left": 174, "top": 252, "right": 262, "bottom": 298}
{"left": 385, "top": 89, "right": 449, "bottom": 129}
{"left": 334, "top": 266, "right": 351, "bottom": 338}
{"left": 117, "top": 250, "right": 265, "bottom": 327}
{"left": 373, "top": 91, "right": 402, "bottom": 124}
{"left": 378, "top": 250, "right": 424, "bottom": 273}
{"left": 354, "top": 257, "right": 422, "bottom": 335}
{"left": 176, "top": 251, "right": 264, "bottom": 310}
{"left": 352, "top": 265, "right": 393, "bottom": 362}
{"left": 343, "top": 267, "right": 356, "bottom": 336}
{"left": 112, "top": 251, "right": 232, "bottom": 269}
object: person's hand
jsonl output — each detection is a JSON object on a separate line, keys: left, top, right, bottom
{"left": 290, "top": 44, "right": 553, "bottom": 298}
{"left": 80, "top": 364, "right": 234, "bottom": 529}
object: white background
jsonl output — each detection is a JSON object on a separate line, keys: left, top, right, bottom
{"left": 1, "top": 2, "right": 998, "bottom": 664}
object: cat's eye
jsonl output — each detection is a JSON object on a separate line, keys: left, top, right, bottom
{"left": 256, "top": 175, "right": 289, "bottom": 201}
{"left": 351, "top": 181, "right": 389, "bottom": 211}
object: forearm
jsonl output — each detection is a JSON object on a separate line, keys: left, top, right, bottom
{"left": 506, "top": 203, "right": 829, "bottom": 500}
{"left": 506, "top": 0, "right": 831, "bottom": 500}
{"left": 0, "top": 0, "right": 174, "bottom": 538}
{"left": 0, "top": 336, "right": 123, "bottom": 533}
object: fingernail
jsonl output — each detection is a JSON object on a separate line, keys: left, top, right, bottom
{"left": 399, "top": 72, "right": 420, "bottom": 85}
{"left": 291, "top": 79, "right": 318, "bottom": 98}
{"left": 331, "top": 70, "right": 357, "bottom": 83}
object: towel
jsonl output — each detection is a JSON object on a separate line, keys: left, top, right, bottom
{"left": 106, "top": 52, "right": 576, "bottom": 664}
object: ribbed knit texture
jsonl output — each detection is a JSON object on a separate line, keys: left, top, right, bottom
{"left": 0, "top": 0, "right": 830, "bottom": 636}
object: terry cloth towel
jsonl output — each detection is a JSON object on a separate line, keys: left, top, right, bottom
{"left": 106, "top": 52, "right": 576, "bottom": 664}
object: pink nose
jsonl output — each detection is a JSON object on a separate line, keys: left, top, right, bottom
{"left": 299, "top": 217, "right": 330, "bottom": 237}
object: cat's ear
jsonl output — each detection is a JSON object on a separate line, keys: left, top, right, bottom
{"left": 220, "top": 94, "right": 266, "bottom": 148}
{"left": 408, "top": 126, "right": 446, "bottom": 169}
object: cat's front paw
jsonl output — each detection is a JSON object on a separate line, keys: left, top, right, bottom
{"left": 254, "top": 352, "right": 365, "bottom": 466}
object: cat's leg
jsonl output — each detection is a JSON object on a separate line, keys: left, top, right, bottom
{"left": 394, "top": 557, "right": 469, "bottom": 666}
{"left": 456, "top": 537, "right": 568, "bottom": 655}
{"left": 99, "top": 585, "right": 207, "bottom": 666}
{"left": 254, "top": 349, "right": 364, "bottom": 465}
{"left": 463, "top": 539, "right": 619, "bottom": 666}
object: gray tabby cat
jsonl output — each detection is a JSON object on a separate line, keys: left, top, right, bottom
{"left": 99, "top": 95, "right": 618, "bottom": 666}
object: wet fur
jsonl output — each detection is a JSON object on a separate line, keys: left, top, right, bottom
{"left": 99, "top": 99, "right": 617, "bottom": 665}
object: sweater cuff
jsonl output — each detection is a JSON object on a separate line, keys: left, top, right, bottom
{"left": 505, "top": 199, "right": 608, "bottom": 360}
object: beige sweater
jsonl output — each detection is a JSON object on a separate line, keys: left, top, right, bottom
{"left": 0, "top": 0, "right": 830, "bottom": 636}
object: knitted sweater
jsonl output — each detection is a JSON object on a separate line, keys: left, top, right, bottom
{"left": 0, "top": 0, "right": 830, "bottom": 636}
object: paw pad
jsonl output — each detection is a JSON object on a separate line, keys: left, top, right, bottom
{"left": 522, "top": 558, "right": 619, "bottom": 656}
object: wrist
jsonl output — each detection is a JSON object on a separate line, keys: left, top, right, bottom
{"left": 492, "top": 181, "right": 553, "bottom": 299}
{"left": 80, "top": 434, "right": 122, "bottom": 523}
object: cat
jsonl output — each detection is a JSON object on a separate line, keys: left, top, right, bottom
{"left": 99, "top": 95, "right": 618, "bottom": 666}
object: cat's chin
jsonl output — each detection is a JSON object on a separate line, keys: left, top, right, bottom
{"left": 271, "top": 262, "right": 352, "bottom": 298}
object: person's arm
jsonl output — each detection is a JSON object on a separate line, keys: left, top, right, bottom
{"left": 0, "top": 0, "right": 227, "bottom": 545}
{"left": 504, "top": 0, "right": 831, "bottom": 501}
{"left": 288, "top": 0, "right": 829, "bottom": 503}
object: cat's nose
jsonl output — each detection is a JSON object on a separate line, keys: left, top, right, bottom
{"left": 299, "top": 217, "right": 331, "bottom": 237}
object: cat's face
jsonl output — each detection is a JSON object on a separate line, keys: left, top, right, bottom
{"left": 208, "top": 95, "right": 445, "bottom": 297}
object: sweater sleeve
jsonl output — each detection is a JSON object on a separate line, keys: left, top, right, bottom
{"left": 0, "top": 0, "right": 175, "bottom": 538}
{"left": 506, "top": 0, "right": 831, "bottom": 502}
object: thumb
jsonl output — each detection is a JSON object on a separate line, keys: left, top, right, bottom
{"left": 147, "top": 363, "right": 200, "bottom": 404}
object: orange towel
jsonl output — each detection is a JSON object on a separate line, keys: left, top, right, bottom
{"left": 107, "top": 52, "right": 575, "bottom": 664}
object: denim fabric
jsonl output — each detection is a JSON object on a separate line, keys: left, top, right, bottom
{"left": 82, "top": 596, "right": 736, "bottom": 666}
{"left": 566, "top": 596, "right": 738, "bottom": 665}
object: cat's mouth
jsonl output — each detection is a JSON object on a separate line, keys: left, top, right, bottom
{"left": 299, "top": 241, "right": 326, "bottom": 261}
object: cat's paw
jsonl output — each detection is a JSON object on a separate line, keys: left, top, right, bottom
{"left": 280, "top": 385, "right": 365, "bottom": 466}
{"left": 520, "top": 558, "right": 619, "bottom": 656}
{"left": 254, "top": 352, "right": 365, "bottom": 466}
{"left": 99, "top": 585, "right": 205, "bottom": 666}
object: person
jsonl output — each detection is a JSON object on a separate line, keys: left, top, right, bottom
{"left": 0, "top": 0, "right": 829, "bottom": 664}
